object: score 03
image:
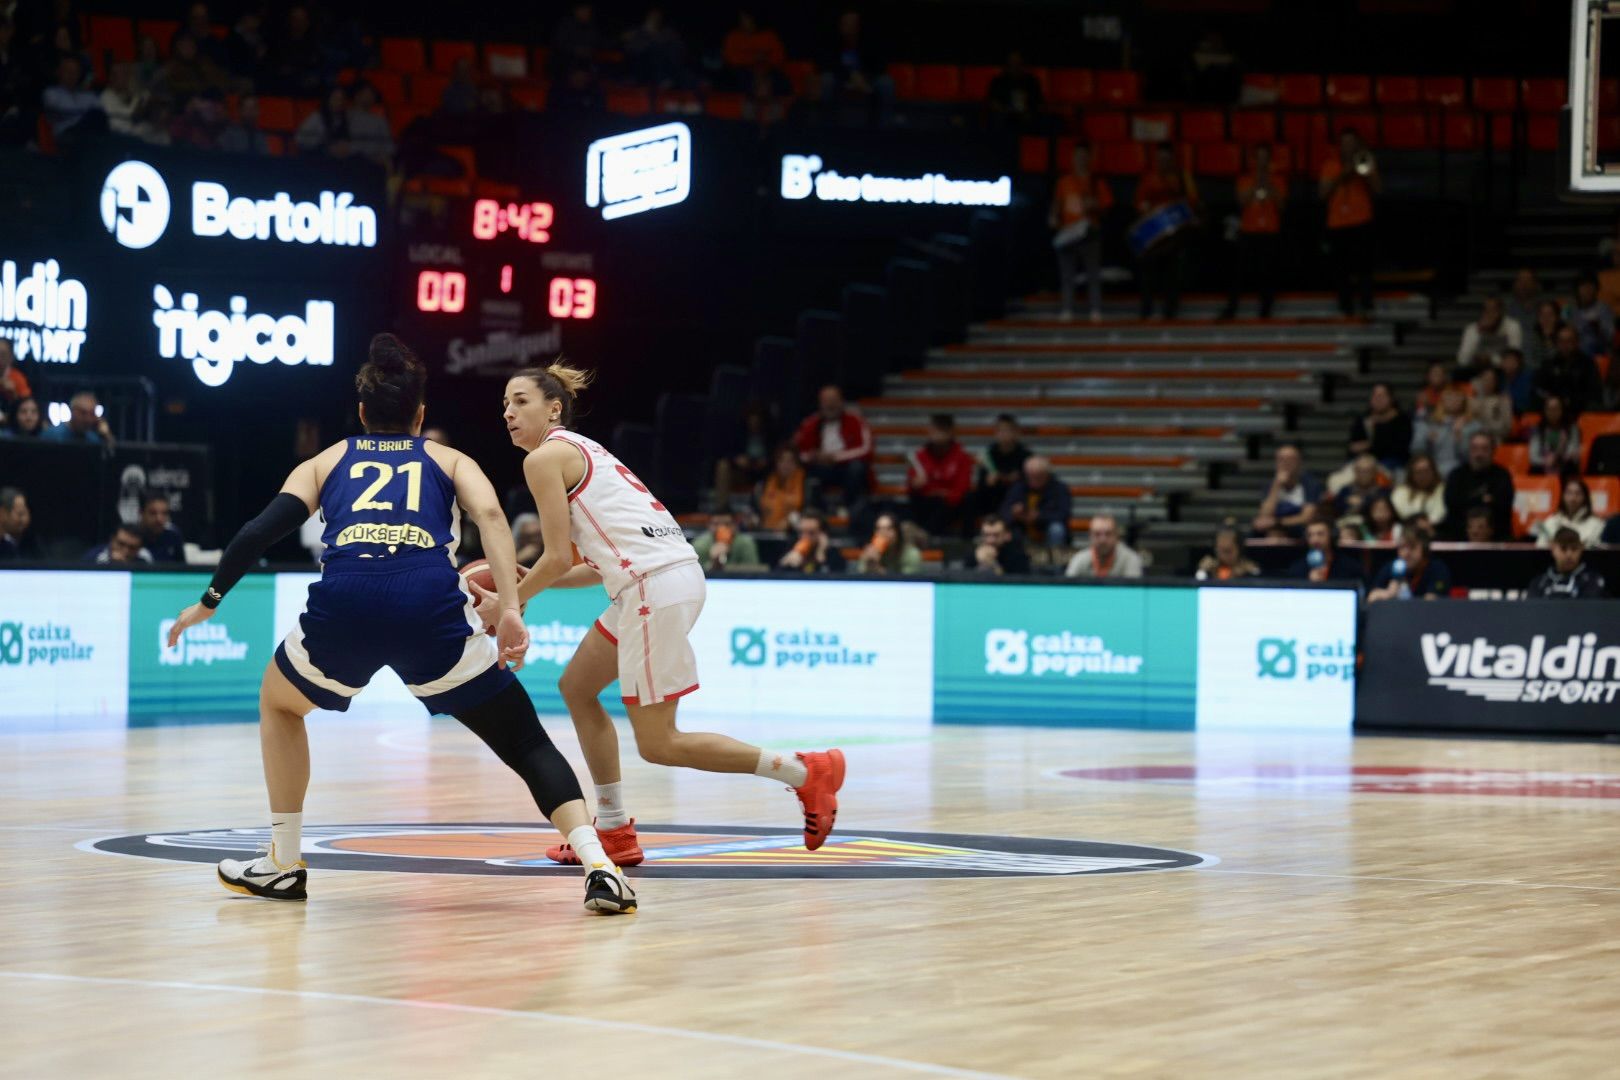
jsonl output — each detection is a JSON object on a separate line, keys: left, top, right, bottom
{"left": 473, "top": 199, "right": 553, "bottom": 243}
{"left": 548, "top": 277, "right": 596, "bottom": 319}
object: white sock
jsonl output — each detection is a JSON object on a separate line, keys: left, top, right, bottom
{"left": 594, "top": 782, "right": 630, "bottom": 830}
{"left": 568, "top": 825, "right": 613, "bottom": 872}
{"left": 755, "top": 749, "right": 808, "bottom": 788}
{"left": 269, "top": 811, "right": 303, "bottom": 866}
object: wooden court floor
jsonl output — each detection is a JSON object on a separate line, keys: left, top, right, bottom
{"left": 4, "top": 710, "right": 1620, "bottom": 1079}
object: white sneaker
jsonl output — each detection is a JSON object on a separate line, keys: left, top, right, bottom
{"left": 218, "top": 850, "right": 308, "bottom": 902}
{"left": 583, "top": 863, "right": 637, "bottom": 914}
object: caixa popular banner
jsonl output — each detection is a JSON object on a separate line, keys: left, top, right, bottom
{"left": 1358, "top": 600, "right": 1620, "bottom": 735}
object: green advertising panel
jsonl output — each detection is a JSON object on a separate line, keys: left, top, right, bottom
{"left": 933, "top": 583, "right": 1198, "bottom": 727}
{"left": 512, "top": 589, "right": 626, "bottom": 715}
{"left": 129, "top": 572, "right": 279, "bottom": 716}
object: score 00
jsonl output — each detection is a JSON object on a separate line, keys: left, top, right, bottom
{"left": 416, "top": 269, "right": 466, "bottom": 313}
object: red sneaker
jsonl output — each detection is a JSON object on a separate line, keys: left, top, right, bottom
{"left": 793, "top": 749, "right": 846, "bottom": 851}
{"left": 546, "top": 819, "right": 645, "bottom": 867}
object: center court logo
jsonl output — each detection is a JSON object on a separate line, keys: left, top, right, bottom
{"left": 983, "top": 628, "right": 1143, "bottom": 678}
{"left": 585, "top": 122, "right": 691, "bottom": 220}
{"left": 730, "top": 626, "right": 875, "bottom": 669}
{"left": 0, "top": 620, "right": 94, "bottom": 666}
{"left": 1256, "top": 637, "right": 1353, "bottom": 681}
{"left": 101, "top": 160, "right": 171, "bottom": 249}
{"left": 86, "top": 823, "right": 1217, "bottom": 880}
{"left": 159, "top": 619, "right": 248, "bottom": 666}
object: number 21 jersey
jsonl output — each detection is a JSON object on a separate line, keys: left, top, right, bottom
{"left": 318, "top": 435, "right": 459, "bottom": 563}
{"left": 543, "top": 428, "right": 697, "bottom": 599}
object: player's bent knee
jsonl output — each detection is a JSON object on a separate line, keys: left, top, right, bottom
{"left": 454, "top": 681, "right": 584, "bottom": 817}
{"left": 634, "top": 736, "right": 680, "bottom": 767}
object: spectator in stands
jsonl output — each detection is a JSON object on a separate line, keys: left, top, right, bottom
{"left": 794, "top": 384, "right": 872, "bottom": 513}
{"left": 1527, "top": 394, "right": 1582, "bottom": 476}
{"left": 1463, "top": 505, "right": 1497, "bottom": 543}
{"left": 550, "top": 4, "right": 604, "bottom": 80}
{"left": 223, "top": 10, "right": 268, "bottom": 84}
{"left": 550, "top": 67, "right": 605, "bottom": 113}
{"left": 437, "top": 56, "right": 479, "bottom": 115}
{"left": 1319, "top": 128, "right": 1380, "bottom": 316}
{"left": 134, "top": 34, "right": 163, "bottom": 91}
{"left": 855, "top": 512, "right": 922, "bottom": 575}
{"left": 740, "top": 60, "right": 791, "bottom": 126}
{"left": 1219, "top": 143, "right": 1286, "bottom": 320}
{"left": 624, "top": 8, "right": 692, "bottom": 90}
{"left": 133, "top": 96, "right": 175, "bottom": 146}
{"left": 1001, "top": 455, "right": 1072, "bottom": 549}
{"left": 1287, "top": 519, "right": 1364, "bottom": 583}
{"left": 692, "top": 511, "right": 761, "bottom": 572}
{"left": 906, "top": 413, "right": 975, "bottom": 537}
{"left": 713, "top": 402, "right": 774, "bottom": 511}
{"left": 1368, "top": 528, "right": 1450, "bottom": 601}
{"left": 1500, "top": 348, "right": 1534, "bottom": 415}
{"left": 1252, "top": 443, "right": 1322, "bottom": 538}
{"left": 0, "top": 337, "right": 30, "bottom": 407}
{"left": 1527, "top": 527, "right": 1608, "bottom": 598}
{"left": 975, "top": 414, "right": 1032, "bottom": 519}
{"left": 86, "top": 524, "right": 152, "bottom": 565}
{"left": 1414, "top": 361, "right": 1449, "bottom": 419}
{"left": 776, "top": 508, "right": 846, "bottom": 574}
{"left": 100, "top": 61, "right": 146, "bottom": 136}
{"left": 512, "top": 513, "right": 542, "bottom": 566}
{"left": 1333, "top": 454, "right": 1389, "bottom": 521}
{"left": 1360, "top": 494, "right": 1401, "bottom": 543}
{"left": 1134, "top": 142, "right": 1197, "bottom": 320}
{"left": 1347, "top": 382, "right": 1412, "bottom": 471}
{"left": 1064, "top": 512, "right": 1143, "bottom": 579}
{"left": 984, "top": 51, "right": 1044, "bottom": 131}
{"left": 217, "top": 95, "right": 270, "bottom": 154}
{"left": 1564, "top": 273, "right": 1615, "bottom": 360}
{"left": 185, "top": 3, "right": 229, "bottom": 68}
{"left": 1409, "top": 386, "right": 1479, "bottom": 478}
{"left": 169, "top": 89, "right": 229, "bottom": 149}
{"left": 346, "top": 81, "right": 393, "bottom": 164}
{"left": 815, "top": 10, "right": 895, "bottom": 121}
{"left": 268, "top": 5, "right": 325, "bottom": 96}
{"left": 157, "top": 32, "right": 238, "bottom": 103}
{"left": 295, "top": 85, "right": 351, "bottom": 156}
{"left": 41, "top": 55, "right": 103, "bottom": 139}
{"left": 1391, "top": 453, "right": 1446, "bottom": 530}
{"left": 1194, "top": 525, "right": 1260, "bottom": 580}
{"left": 1534, "top": 476, "right": 1604, "bottom": 547}
{"left": 3, "top": 396, "right": 42, "bottom": 438}
{"left": 967, "top": 515, "right": 1030, "bottom": 576}
{"left": 1049, "top": 144, "right": 1113, "bottom": 322}
{"left": 1505, "top": 268, "right": 1543, "bottom": 332}
{"left": 0, "top": 486, "right": 34, "bottom": 560}
{"left": 1442, "top": 432, "right": 1513, "bottom": 541}
{"left": 1536, "top": 325, "right": 1602, "bottom": 413}
{"left": 1524, "top": 300, "right": 1563, "bottom": 371}
{"left": 1456, "top": 295, "right": 1522, "bottom": 370}
{"left": 1470, "top": 366, "right": 1514, "bottom": 442}
{"left": 134, "top": 492, "right": 186, "bottom": 563}
{"left": 722, "top": 11, "right": 785, "bottom": 73}
{"left": 757, "top": 445, "right": 806, "bottom": 531}
{"left": 41, "top": 391, "right": 111, "bottom": 446}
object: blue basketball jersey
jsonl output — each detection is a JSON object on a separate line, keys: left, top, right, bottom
{"left": 318, "top": 435, "right": 459, "bottom": 562}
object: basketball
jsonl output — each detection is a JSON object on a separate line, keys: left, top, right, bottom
{"left": 457, "top": 558, "right": 530, "bottom": 634}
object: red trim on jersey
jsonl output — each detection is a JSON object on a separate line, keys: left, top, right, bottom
{"left": 546, "top": 430, "right": 594, "bottom": 503}
{"left": 576, "top": 499, "right": 622, "bottom": 558}
{"left": 622, "top": 684, "right": 699, "bottom": 706}
{"left": 593, "top": 619, "right": 618, "bottom": 645}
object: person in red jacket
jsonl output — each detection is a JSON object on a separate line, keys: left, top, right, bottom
{"left": 906, "top": 413, "right": 975, "bottom": 537}
{"left": 794, "top": 384, "right": 873, "bottom": 513}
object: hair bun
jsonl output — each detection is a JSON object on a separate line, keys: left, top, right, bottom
{"left": 368, "top": 332, "right": 417, "bottom": 374}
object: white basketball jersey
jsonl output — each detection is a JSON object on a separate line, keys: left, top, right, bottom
{"left": 543, "top": 428, "right": 697, "bottom": 600}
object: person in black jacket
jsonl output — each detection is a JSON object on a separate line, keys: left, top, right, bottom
{"left": 967, "top": 516, "right": 1031, "bottom": 576}
{"left": 1441, "top": 432, "right": 1514, "bottom": 541}
{"left": 1000, "top": 455, "right": 1073, "bottom": 549}
{"left": 1525, "top": 528, "right": 1608, "bottom": 598}
{"left": 1285, "top": 520, "right": 1365, "bottom": 583}
{"left": 1347, "top": 383, "right": 1413, "bottom": 471}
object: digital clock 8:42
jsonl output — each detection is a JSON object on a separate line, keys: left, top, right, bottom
{"left": 472, "top": 199, "right": 554, "bottom": 243}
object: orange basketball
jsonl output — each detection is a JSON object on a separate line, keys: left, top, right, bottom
{"left": 458, "top": 559, "right": 530, "bottom": 635}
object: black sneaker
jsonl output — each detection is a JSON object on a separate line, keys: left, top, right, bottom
{"left": 583, "top": 864, "right": 637, "bottom": 915}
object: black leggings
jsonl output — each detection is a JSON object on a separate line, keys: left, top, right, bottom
{"left": 454, "top": 681, "right": 583, "bottom": 818}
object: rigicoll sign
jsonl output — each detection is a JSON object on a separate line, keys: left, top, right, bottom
{"left": 100, "top": 160, "right": 378, "bottom": 249}
{"left": 780, "top": 154, "right": 1012, "bottom": 207}
{"left": 151, "top": 285, "right": 335, "bottom": 387}
{"left": 0, "top": 258, "right": 88, "bottom": 364}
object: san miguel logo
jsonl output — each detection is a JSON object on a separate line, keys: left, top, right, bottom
{"left": 84, "top": 824, "right": 1215, "bottom": 880}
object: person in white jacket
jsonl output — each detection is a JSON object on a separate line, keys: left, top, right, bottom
{"left": 1457, "top": 295, "right": 1522, "bottom": 370}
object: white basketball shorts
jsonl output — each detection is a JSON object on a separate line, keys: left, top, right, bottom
{"left": 593, "top": 560, "right": 705, "bottom": 706}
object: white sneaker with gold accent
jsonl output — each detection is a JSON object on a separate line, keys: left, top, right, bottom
{"left": 217, "top": 850, "right": 308, "bottom": 901}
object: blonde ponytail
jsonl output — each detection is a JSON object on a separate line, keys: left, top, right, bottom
{"left": 512, "top": 358, "right": 594, "bottom": 426}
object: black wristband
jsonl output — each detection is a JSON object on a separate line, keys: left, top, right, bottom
{"left": 199, "top": 586, "right": 224, "bottom": 609}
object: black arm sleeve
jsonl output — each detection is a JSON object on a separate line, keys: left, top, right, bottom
{"left": 206, "top": 493, "right": 312, "bottom": 603}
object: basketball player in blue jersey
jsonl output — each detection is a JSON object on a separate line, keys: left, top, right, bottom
{"left": 164, "top": 334, "right": 635, "bottom": 913}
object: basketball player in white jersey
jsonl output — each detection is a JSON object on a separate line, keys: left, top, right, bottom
{"left": 479, "top": 363, "right": 845, "bottom": 867}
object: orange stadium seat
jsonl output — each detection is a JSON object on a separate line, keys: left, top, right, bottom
{"left": 1048, "top": 68, "right": 1094, "bottom": 106}
{"left": 606, "top": 88, "right": 652, "bottom": 115}
{"left": 1249, "top": 143, "right": 1291, "bottom": 172}
{"left": 432, "top": 41, "right": 478, "bottom": 74}
{"left": 1494, "top": 443, "right": 1530, "bottom": 475}
{"left": 655, "top": 89, "right": 700, "bottom": 113}
{"left": 704, "top": 91, "right": 744, "bottom": 120}
{"left": 1490, "top": 113, "right": 1516, "bottom": 151}
{"left": 1381, "top": 112, "right": 1429, "bottom": 150}
{"left": 1527, "top": 115, "right": 1559, "bottom": 152}
{"left": 387, "top": 104, "right": 430, "bottom": 136}
{"left": 367, "top": 70, "right": 406, "bottom": 105}
{"left": 1278, "top": 74, "right": 1323, "bottom": 107}
{"left": 1422, "top": 76, "right": 1466, "bottom": 108}
{"left": 1586, "top": 476, "right": 1620, "bottom": 516}
{"left": 1578, "top": 412, "right": 1620, "bottom": 445}
{"left": 1335, "top": 110, "right": 1379, "bottom": 145}
{"left": 1325, "top": 74, "right": 1371, "bottom": 107}
{"left": 914, "top": 64, "right": 962, "bottom": 100}
{"left": 1282, "top": 111, "right": 1329, "bottom": 159}
{"left": 1131, "top": 111, "right": 1175, "bottom": 142}
{"left": 255, "top": 96, "right": 295, "bottom": 131}
{"left": 1095, "top": 70, "right": 1140, "bottom": 106}
{"left": 1473, "top": 77, "right": 1517, "bottom": 112}
{"left": 1083, "top": 111, "right": 1128, "bottom": 143}
{"left": 1019, "top": 135, "right": 1051, "bottom": 173}
{"left": 1179, "top": 109, "right": 1225, "bottom": 143}
{"left": 886, "top": 62, "right": 915, "bottom": 98}
{"left": 290, "top": 98, "right": 319, "bottom": 128}
{"left": 1053, "top": 135, "right": 1078, "bottom": 164}
{"left": 1229, "top": 110, "right": 1276, "bottom": 144}
{"left": 1375, "top": 76, "right": 1419, "bottom": 107}
{"left": 135, "top": 19, "right": 178, "bottom": 54}
{"left": 1512, "top": 475, "right": 1561, "bottom": 538}
{"left": 1240, "top": 73, "right": 1277, "bottom": 100}
{"left": 484, "top": 43, "right": 528, "bottom": 79}
{"left": 1195, "top": 142, "right": 1242, "bottom": 176}
{"left": 380, "top": 37, "right": 426, "bottom": 73}
{"left": 1521, "top": 78, "right": 1567, "bottom": 113}
{"left": 782, "top": 59, "right": 817, "bottom": 95}
{"left": 86, "top": 16, "right": 135, "bottom": 61}
{"left": 961, "top": 65, "right": 999, "bottom": 100}
{"left": 508, "top": 85, "right": 548, "bottom": 111}
{"left": 1442, "top": 113, "right": 1483, "bottom": 150}
{"left": 1097, "top": 141, "right": 1147, "bottom": 175}
{"left": 410, "top": 72, "right": 449, "bottom": 108}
